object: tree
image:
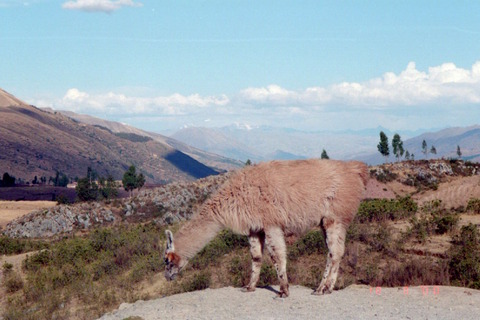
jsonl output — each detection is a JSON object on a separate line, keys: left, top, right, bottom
{"left": 245, "top": 159, "right": 252, "bottom": 166}
{"left": 430, "top": 145, "right": 437, "bottom": 156}
{"left": 136, "top": 173, "right": 145, "bottom": 192}
{"left": 122, "top": 165, "right": 145, "bottom": 197}
{"left": 53, "top": 171, "right": 69, "bottom": 187}
{"left": 457, "top": 145, "right": 462, "bottom": 159}
{"left": 0, "top": 172, "right": 16, "bottom": 187}
{"left": 392, "top": 133, "right": 404, "bottom": 162}
{"left": 422, "top": 140, "right": 428, "bottom": 159}
{"left": 321, "top": 149, "right": 330, "bottom": 159}
{"left": 377, "top": 131, "right": 390, "bottom": 162}
{"left": 76, "top": 176, "right": 99, "bottom": 202}
{"left": 100, "top": 174, "right": 118, "bottom": 200}
{"left": 405, "top": 150, "right": 410, "bottom": 160}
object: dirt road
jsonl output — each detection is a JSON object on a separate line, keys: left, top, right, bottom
{"left": 98, "top": 285, "right": 480, "bottom": 320}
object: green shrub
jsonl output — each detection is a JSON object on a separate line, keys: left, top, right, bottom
{"left": 288, "top": 230, "right": 326, "bottom": 260}
{"left": 190, "top": 230, "right": 248, "bottom": 269}
{"left": 449, "top": 224, "right": 480, "bottom": 288}
{"left": 3, "top": 270, "right": 24, "bottom": 293}
{"left": 433, "top": 214, "right": 459, "bottom": 234}
{"left": 3, "top": 261, "right": 13, "bottom": 272}
{"left": 467, "top": 198, "right": 480, "bottom": 214}
{"left": 403, "top": 200, "right": 460, "bottom": 243}
{"left": 0, "top": 236, "right": 48, "bottom": 255}
{"left": 257, "top": 264, "right": 277, "bottom": 287}
{"left": 182, "top": 271, "right": 211, "bottom": 292}
{"left": 357, "top": 196, "right": 417, "bottom": 223}
{"left": 229, "top": 255, "right": 250, "bottom": 287}
{"left": 23, "top": 250, "right": 52, "bottom": 272}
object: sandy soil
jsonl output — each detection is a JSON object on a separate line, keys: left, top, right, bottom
{"left": 0, "top": 200, "right": 56, "bottom": 229}
{"left": 98, "top": 285, "right": 480, "bottom": 320}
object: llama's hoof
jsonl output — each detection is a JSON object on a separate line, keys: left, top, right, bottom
{"left": 276, "top": 291, "right": 289, "bottom": 298}
{"left": 241, "top": 286, "right": 256, "bottom": 293}
{"left": 312, "top": 286, "right": 332, "bottom": 295}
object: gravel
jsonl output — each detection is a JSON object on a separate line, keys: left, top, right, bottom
{"left": 98, "top": 285, "right": 480, "bottom": 320}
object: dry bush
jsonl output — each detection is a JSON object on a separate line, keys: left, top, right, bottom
{"left": 381, "top": 258, "right": 449, "bottom": 287}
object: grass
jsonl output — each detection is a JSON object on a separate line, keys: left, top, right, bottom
{"left": 3, "top": 223, "right": 165, "bottom": 320}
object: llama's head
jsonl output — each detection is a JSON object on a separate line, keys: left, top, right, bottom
{"left": 164, "top": 230, "right": 185, "bottom": 281}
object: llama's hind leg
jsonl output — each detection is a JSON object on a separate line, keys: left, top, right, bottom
{"left": 314, "top": 219, "right": 347, "bottom": 295}
{"left": 243, "top": 231, "right": 265, "bottom": 292}
{"left": 265, "top": 227, "right": 289, "bottom": 298}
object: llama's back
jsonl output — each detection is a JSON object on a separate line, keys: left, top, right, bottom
{"left": 211, "top": 159, "right": 368, "bottom": 235}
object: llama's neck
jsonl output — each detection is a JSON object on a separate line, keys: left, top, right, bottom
{"left": 174, "top": 210, "right": 223, "bottom": 261}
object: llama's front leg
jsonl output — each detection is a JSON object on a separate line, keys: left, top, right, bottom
{"left": 314, "top": 219, "right": 347, "bottom": 295}
{"left": 265, "top": 227, "right": 289, "bottom": 298}
{"left": 243, "top": 232, "right": 265, "bottom": 292}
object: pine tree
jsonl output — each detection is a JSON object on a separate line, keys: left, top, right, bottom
{"left": 377, "top": 131, "right": 390, "bottom": 163}
{"left": 457, "top": 145, "right": 462, "bottom": 159}
{"left": 405, "top": 150, "right": 410, "bottom": 160}
{"left": 321, "top": 149, "right": 330, "bottom": 159}
{"left": 123, "top": 165, "right": 138, "bottom": 197}
{"left": 422, "top": 140, "right": 428, "bottom": 159}
{"left": 122, "top": 165, "right": 146, "bottom": 197}
{"left": 392, "top": 133, "right": 404, "bottom": 162}
{"left": 430, "top": 145, "right": 437, "bottom": 156}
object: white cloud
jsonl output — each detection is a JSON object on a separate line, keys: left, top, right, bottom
{"left": 240, "top": 61, "right": 480, "bottom": 107}
{"left": 34, "top": 60, "right": 480, "bottom": 132}
{"left": 57, "top": 88, "right": 229, "bottom": 116}
{"left": 62, "top": 0, "right": 142, "bottom": 13}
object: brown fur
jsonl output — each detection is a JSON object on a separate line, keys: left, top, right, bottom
{"left": 165, "top": 159, "right": 368, "bottom": 296}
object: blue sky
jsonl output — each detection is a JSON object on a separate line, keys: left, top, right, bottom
{"left": 1, "top": 0, "right": 480, "bottom": 133}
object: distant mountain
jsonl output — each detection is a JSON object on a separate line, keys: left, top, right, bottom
{"left": 358, "top": 125, "right": 480, "bottom": 165}
{"left": 170, "top": 127, "right": 261, "bottom": 162}
{"left": 0, "top": 88, "right": 219, "bottom": 184}
{"left": 265, "top": 150, "right": 307, "bottom": 161}
{"left": 170, "top": 124, "right": 480, "bottom": 165}
{"left": 56, "top": 110, "right": 244, "bottom": 172}
{"left": 170, "top": 125, "right": 380, "bottom": 162}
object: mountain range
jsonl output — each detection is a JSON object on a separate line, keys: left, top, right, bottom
{"left": 170, "top": 124, "right": 480, "bottom": 165}
{"left": 0, "top": 88, "right": 230, "bottom": 184}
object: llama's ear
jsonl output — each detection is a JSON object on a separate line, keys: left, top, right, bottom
{"left": 165, "top": 230, "right": 174, "bottom": 252}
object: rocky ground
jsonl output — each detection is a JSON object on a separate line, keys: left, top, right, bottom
{"left": 2, "top": 174, "right": 229, "bottom": 238}
{"left": 98, "top": 285, "right": 480, "bottom": 320}
{"left": 4, "top": 160, "right": 479, "bottom": 239}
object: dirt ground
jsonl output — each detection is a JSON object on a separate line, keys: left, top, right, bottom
{"left": 98, "top": 285, "right": 480, "bottom": 320}
{"left": 0, "top": 200, "right": 56, "bottom": 229}
{"left": 414, "top": 175, "right": 480, "bottom": 208}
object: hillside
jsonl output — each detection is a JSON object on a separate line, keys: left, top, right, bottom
{"left": 57, "top": 110, "right": 244, "bottom": 172}
{"left": 0, "top": 89, "right": 218, "bottom": 183}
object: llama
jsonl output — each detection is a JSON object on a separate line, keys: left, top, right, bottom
{"left": 164, "top": 159, "right": 368, "bottom": 297}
